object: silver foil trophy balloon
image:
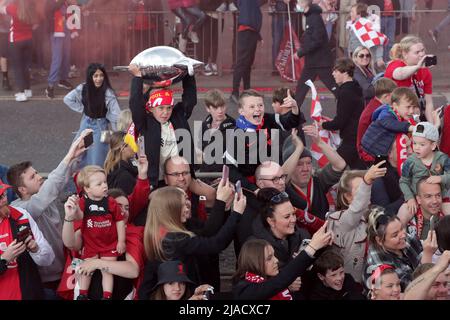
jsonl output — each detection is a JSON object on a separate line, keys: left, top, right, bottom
{"left": 113, "top": 46, "right": 203, "bottom": 88}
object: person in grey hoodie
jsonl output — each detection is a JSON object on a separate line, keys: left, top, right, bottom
{"left": 6, "top": 129, "right": 91, "bottom": 299}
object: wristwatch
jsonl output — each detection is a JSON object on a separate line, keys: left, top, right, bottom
{"left": 0, "top": 258, "right": 8, "bottom": 275}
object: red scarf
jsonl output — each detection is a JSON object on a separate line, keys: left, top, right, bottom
{"left": 244, "top": 272, "right": 292, "bottom": 300}
{"left": 292, "top": 179, "right": 313, "bottom": 212}
{"left": 409, "top": 208, "right": 444, "bottom": 239}
{"left": 391, "top": 108, "right": 416, "bottom": 176}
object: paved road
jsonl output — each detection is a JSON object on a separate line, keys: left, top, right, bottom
{"left": 1, "top": 94, "right": 448, "bottom": 172}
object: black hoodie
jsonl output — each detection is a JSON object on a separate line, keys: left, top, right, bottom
{"left": 322, "top": 80, "right": 364, "bottom": 145}
{"left": 297, "top": 4, "right": 333, "bottom": 68}
{"left": 107, "top": 160, "right": 138, "bottom": 195}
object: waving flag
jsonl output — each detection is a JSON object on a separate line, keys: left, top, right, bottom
{"left": 306, "top": 80, "right": 341, "bottom": 168}
{"left": 124, "top": 122, "right": 139, "bottom": 153}
{"left": 275, "top": 24, "right": 304, "bottom": 82}
{"left": 351, "top": 17, "right": 388, "bottom": 49}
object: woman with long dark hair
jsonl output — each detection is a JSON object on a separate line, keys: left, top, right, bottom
{"left": 64, "top": 63, "right": 121, "bottom": 167}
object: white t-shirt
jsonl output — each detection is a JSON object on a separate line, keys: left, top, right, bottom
{"left": 159, "top": 121, "right": 178, "bottom": 180}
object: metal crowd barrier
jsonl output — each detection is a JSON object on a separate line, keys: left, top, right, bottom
{"left": 69, "top": 8, "right": 449, "bottom": 79}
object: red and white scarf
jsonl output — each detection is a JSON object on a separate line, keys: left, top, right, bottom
{"left": 408, "top": 208, "right": 443, "bottom": 239}
{"left": 244, "top": 272, "right": 292, "bottom": 300}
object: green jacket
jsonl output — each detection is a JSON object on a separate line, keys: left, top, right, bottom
{"left": 399, "top": 151, "right": 450, "bottom": 201}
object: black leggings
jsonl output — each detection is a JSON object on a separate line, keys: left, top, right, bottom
{"left": 294, "top": 67, "right": 338, "bottom": 109}
{"left": 232, "top": 30, "right": 258, "bottom": 94}
{"left": 9, "top": 39, "right": 32, "bottom": 92}
{"left": 172, "top": 6, "right": 206, "bottom": 39}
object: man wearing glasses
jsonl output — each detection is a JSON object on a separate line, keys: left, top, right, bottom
{"left": 163, "top": 156, "right": 217, "bottom": 215}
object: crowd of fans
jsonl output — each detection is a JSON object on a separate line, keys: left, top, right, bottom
{"left": 1, "top": 0, "right": 450, "bottom": 302}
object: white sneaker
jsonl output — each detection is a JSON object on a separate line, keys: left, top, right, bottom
{"left": 203, "top": 63, "right": 213, "bottom": 76}
{"left": 216, "top": 2, "right": 227, "bottom": 12}
{"left": 24, "top": 89, "right": 32, "bottom": 98}
{"left": 188, "top": 31, "right": 199, "bottom": 43}
{"left": 15, "top": 92, "right": 27, "bottom": 102}
{"left": 229, "top": 2, "right": 238, "bottom": 11}
{"left": 178, "top": 34, "right": 187, "bottom": 52}
{"left": 211, "top": 63, "right": 218, "bottom": 75}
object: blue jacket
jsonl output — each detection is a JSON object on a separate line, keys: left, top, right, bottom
{"left": 237, "top": 0, "right": 265, "bottom": 34}
{"left": 361, "top": 105, "right": 411, "bottom": 157}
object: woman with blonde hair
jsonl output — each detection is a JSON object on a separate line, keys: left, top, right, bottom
{"left": 368, "top": 264, "right": 401, "bottom": 300}
{"left": 363, "top": 206, "right": 437, "bottom": 292}
{"left": 105, "top": 131, "right": 139, "bottom": 195}
{"left": 384, "top": 35, "right": 436, "bottom": 123}
{"left": 0, "top": 0, "right": 37, "bottom": 102}
{"left": 326, "top": 162, "right": 387, "bottom": 283}
{"left": 138, "top": 185, "right": 246, "bottom": 298}
{"left": 352, "top": 46, "right": 375, "bottom": 104}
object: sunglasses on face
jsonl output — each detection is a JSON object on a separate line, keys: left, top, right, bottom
{"left": 358, "top": 54, "right": 371, "bottom": 58}
{"left": 270, "top": 192, "right": 289, "bottom": 204}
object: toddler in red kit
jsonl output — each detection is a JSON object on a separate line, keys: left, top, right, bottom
{"left": 73, "top": 165, "right": 126, "bottom": 300}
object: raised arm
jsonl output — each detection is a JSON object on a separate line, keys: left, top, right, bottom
{"left": 180, "top": 74, "right": 197, "bottom": 119}
{"left": 304, "top": 124, "right": 346, "bottom": 172}
{"left": 334, "top": 163, "right": 386, "bottom": 232}
{"left": 404, "top": 251, "right": 450, "bottom": 300}
{"left": 281, "top": 129, "right": 304, "bottom": 183}
{"left": 128, "top": 65, "right": 147, "bottom": 134}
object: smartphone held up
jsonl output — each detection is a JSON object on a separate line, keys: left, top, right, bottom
{"left": 137, "top": 136, "right": 146, "bottom": 158}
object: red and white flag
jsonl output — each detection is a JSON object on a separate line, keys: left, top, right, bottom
{"left": 306, "top": 80, "right": 341, "bottom": 168}
{"left": 351, "top": 17, "right": 388, "bottom": 49}
{"left": 275, "top": 24, "right": 304, "bottom": 82}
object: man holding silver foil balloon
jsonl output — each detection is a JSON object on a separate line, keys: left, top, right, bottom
{"left": 128, "top": 64, "right": 197, "bottom": 190}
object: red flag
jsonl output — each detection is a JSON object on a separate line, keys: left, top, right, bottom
{"left": 275, "top": 25, "right": 304, "bottom": 82}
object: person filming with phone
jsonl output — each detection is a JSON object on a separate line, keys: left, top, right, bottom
{"left": 0, "top": 181, "right": 55, "bottom": 300}
{"left": 398, "top": 178, "right": 447, "bottom": 242}
{"left": 6, "top": 130, "right": 91, "bottom": 299}
{"left": 384, "top": 35, "right": 436, "bottom": 124}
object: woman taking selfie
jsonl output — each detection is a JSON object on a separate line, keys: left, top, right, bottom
{"left": 232, "top": 223, "right": 332, "bottom": 300}
{"left": 363, "top": 207, "right": 437, "bottom": 292}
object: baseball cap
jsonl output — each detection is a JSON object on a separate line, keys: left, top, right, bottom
{"left": 152, "top": 260, "right": 194, "bottom": 290}
{"left": 0, "top": 182, "right": 11, "bottom": 197}
{"left": 412, "top": 122, "right": 439, "bottom": 142}
{"left": 282, "top": 135, "right": 312, "bottom": 163}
